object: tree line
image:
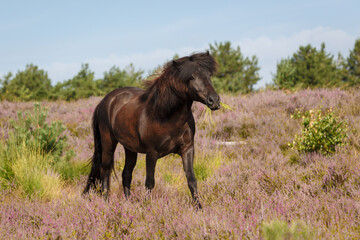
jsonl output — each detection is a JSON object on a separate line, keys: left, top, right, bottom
{"left": 0, "top": 40, "right": 359, "bottom": 101}
{"left": 273, "top": 40, "right": 360, "bottom": 90}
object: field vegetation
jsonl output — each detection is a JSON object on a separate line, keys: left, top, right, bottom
{"left": 1, "top": 88, "right": 360, "bottom": 239}
{"left": 0, "top": 39, "right": 360, "bottom": 239}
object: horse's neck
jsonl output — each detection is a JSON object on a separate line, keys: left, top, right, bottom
{"left": 170, "top": 100, "right": 193, "bottom": 119}
{"left": 147, "top": 97, "right": 192, "bottom": 123}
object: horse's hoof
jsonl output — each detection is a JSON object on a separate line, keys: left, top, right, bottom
{"left": 124, "top": 187, "right": 131, "bottom": 199}
{"left": 193, "top": 200, "right": 202, "bottom": 210}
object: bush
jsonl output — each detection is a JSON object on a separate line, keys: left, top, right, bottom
{"left": 290, "top": 108, "right": 348, "bottom": 155}
{"left": 0, "top": 103, "right": 86, "bottom": 199}
{"left": 8, "top": 103, "right": 73, "bottom": 161}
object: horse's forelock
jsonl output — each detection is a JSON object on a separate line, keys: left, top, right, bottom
{"left": 190, "top": 52, "right": 217, "bottom": 75}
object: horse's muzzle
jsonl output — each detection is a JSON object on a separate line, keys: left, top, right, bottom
{"left": 207, "top": 94, "right": 221, "bottom": 110}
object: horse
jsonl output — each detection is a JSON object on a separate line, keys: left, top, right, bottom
{"left": 83, "top": 51, "right": 220, "bottom": 208}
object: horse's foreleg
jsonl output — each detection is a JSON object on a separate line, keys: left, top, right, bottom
{"left": 145, "top": 153, "right": 158, "bottom": 191}
{"left": 122, "top": 148, "right": 138, "bottom": 198}
{"left": 181, "top": 145, "right": 202, "bottom": 209}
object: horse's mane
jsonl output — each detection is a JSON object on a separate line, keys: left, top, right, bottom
{"left": 140, "top": 52, "right": 217, "bottom": 118}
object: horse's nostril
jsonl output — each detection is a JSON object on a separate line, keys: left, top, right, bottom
{"left": 208, "top": 96, "right": 214, "bottom": 105}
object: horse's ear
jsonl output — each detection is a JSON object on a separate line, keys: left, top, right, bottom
{"left": 189, "top": 56, "right": 193, "bottom": 61}
{"left": 206, "top": 50, "right": 210, "bottom": 56}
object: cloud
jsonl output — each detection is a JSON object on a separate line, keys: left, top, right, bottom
{"left": 46, "top": 62, "right": 79, "bottom": 83}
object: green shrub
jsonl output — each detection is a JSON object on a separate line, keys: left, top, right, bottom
{"left": 262, "top": 219, "right": 314, "bottom": 240}
{"left": 9, "top": 103, "right": 73, "bottom": 161}
{"left": 0, "top": 103, "right": 85, "bottom": 198}
{"left": 290, "top": 108, "right": 348, "bottom": 155}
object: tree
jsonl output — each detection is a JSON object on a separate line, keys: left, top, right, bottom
{"left": 0, "top": 72, "right": 13, "bottom": 100}
{"left": 51, "top": 64, "right": 100, "bottom": 101}
{"left": 0, "top": 64, "right": 52, "bottom": 101}
{"left": 343, "top": 39, "right": 360, "bottom": 86}
{"left": 209, "top": 41, "right": 260, "bottom": 94}
{"left": 273, "top": 58, "right": 296, "bottom": 89}
{"left": 273, "top": 43, "right": 342, "bottom": 90}
{"left": 97, "top": 64, "right": 143, "bottom": 94}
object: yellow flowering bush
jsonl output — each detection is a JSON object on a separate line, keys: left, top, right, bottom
{"left": 291, "top": 107, "right": 348, "bottom": 155}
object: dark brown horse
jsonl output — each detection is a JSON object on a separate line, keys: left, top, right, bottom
{"left": 83, "top": 52, "right": 220, "bottom": 208}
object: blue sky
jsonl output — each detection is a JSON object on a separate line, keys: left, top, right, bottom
{"left": 1, "top": 0, "right": 359, "bottom": 87}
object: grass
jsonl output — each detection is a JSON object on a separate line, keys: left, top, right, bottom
{"left": 262, "top": 219, "right": 314, "bottom": 240}
{"left": 0, "top": 141, "right": 63, "bottom": 200}
{"left": 0, "top": 104, "right": 89, "bottom": 200}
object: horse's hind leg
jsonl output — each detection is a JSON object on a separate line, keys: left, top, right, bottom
{"left": 99, "top": 132, "right": 117, "bottom": 200}
{"left": 122, "top": 148, "right": 138, "bottom": 198}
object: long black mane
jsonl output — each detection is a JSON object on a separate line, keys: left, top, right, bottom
{"left": 140, "top": 52, "right": 217, "bottom": 118}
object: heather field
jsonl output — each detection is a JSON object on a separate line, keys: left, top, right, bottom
{"left": 1, "top": 89, "right": 360, "bottom": 239}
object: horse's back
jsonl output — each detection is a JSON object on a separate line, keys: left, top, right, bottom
{"left": 104, "top": 87, "right": 144, "bottom": 102}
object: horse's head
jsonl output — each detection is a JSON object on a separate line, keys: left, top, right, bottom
{"left": 188, "top": 67, "right": 220, "bottom": 110}
{"left": 174, "top": 52, "right": 220, "bottom": 110}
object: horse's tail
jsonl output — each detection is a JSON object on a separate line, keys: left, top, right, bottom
{"left": 83, "top": 104, "right": 102, "bottom": 194}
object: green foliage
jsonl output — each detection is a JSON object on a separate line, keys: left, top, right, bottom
{"left": 49, "top": 63, "right": 144, "bottom": 101}
{"left": 290, "top": 108, "right": 348, "bottom": 155}
{"left": 0, "top": 103, "right": 85, "bottom": 199}
{"left": 342, "top": 39, "right": 360, "bottom": 87}
{"left": 53, "top": 160, "right": 89, "bottom": 182}
{"left": 9, "top": 103, "right": 73, "bottom": 161}
{"left": 194, "top": 152, "right": 222, "bottom": 181}
{"left": 51, "top": 64, "right": 100, "bottom": 101}
{"left": 0, "top": 64, "right": 51, "bottom": 101}
{"left": 262, "top": 219, "right": 314, "bottom": 240}
{"left": 274, "top": 43, "right": 343, "bottom": 90}
{"left": 0, "top": 63, "right": 144, "bottom": 101}
{"left": 273, "top": 58, "right": 297, "bottom": 90}
{"left": 194, "top": 161, "right": 210, "bottom": 181}
{"left": 209, "top": 41, "right": 261, "bottom": 94}
{"left": 96, "top": 64, "right": 143, "bottom": 94}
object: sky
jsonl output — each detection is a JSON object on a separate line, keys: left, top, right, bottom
{"left": 1, "top": 0, "right": 359, "bottom": 88}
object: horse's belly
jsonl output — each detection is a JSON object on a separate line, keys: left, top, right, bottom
{"left": 112, "top": 112, "right": 144, "bottom": 152}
